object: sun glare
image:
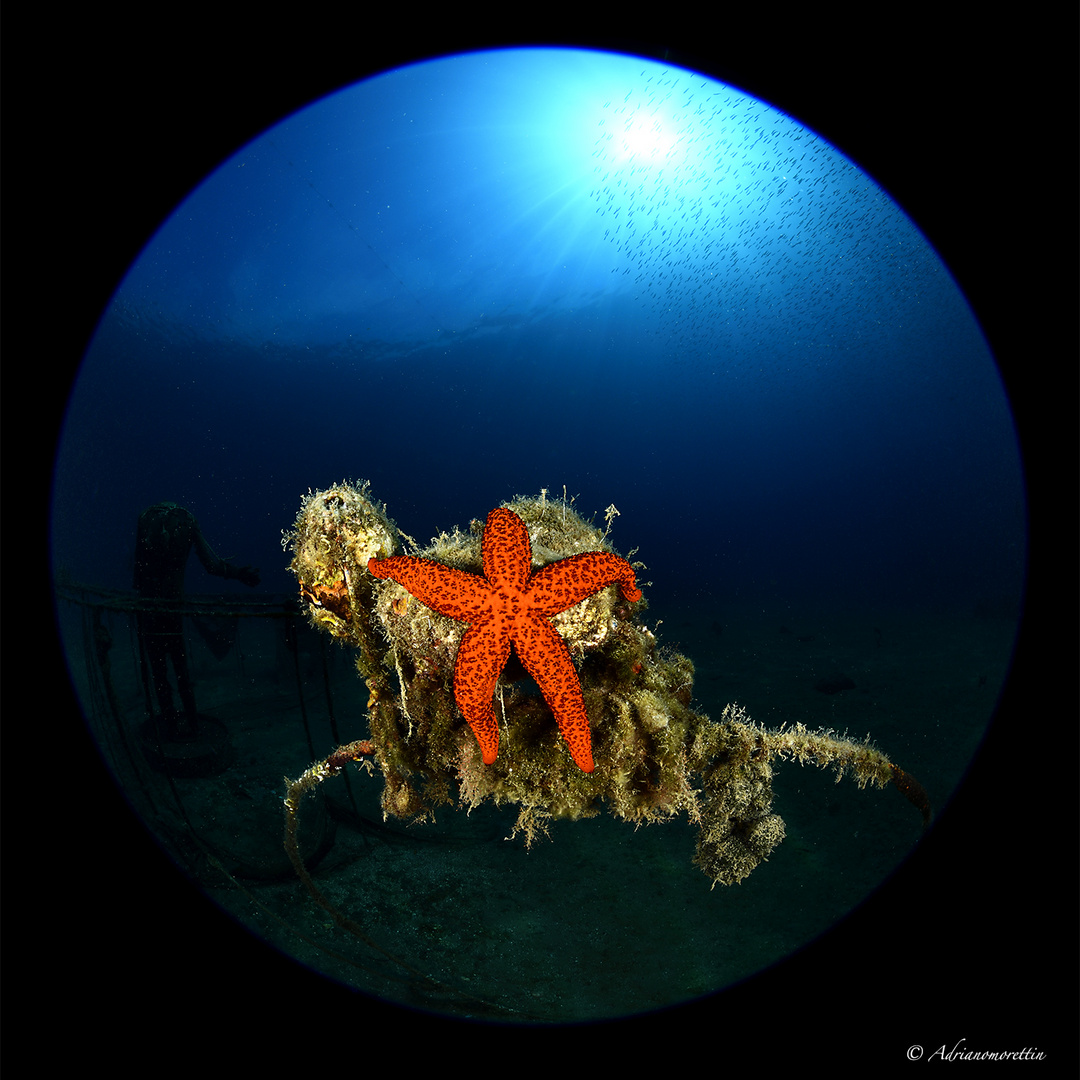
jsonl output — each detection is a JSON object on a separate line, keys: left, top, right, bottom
{"left": 616, "top": 114, "right": 676, "bottom": 165}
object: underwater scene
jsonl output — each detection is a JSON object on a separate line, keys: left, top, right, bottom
{"left": 51, "top": 49, "right": 1027, "bottom": 1028}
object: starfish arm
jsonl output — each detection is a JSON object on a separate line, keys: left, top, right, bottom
{"left": 513, "top": 616, "right": 596, "bottom": 773}
{"left": 481, "top": 507, "right": 532, "bottom": 591}
{"left": 453, "top": 619, "right": 511, "bottom": 765}
{"left": 525, "top": 551, "right": 642, "bottom": 616}
{"left": 367, "top": 556, "right": 491, "bottom": 621}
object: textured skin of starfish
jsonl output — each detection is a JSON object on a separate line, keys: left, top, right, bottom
{"left": 368, "top": 507, "right": 642, "bottom": 772}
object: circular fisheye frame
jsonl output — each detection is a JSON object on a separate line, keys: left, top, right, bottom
{"left": 52, "top": 47, "right": 1025, "bottom": 1024}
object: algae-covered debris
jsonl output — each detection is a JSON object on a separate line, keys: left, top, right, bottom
{"left": 284, "top": 482, "right": 929, "bottom": 887}
{"left": 284, "top": 480, "right": 399, "bottom": 677}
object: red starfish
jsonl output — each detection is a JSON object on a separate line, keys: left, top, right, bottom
{"left": 368, "top": 507, "right": 642, "bottom": 772}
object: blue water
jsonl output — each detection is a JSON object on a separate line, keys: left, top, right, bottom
{"left": 50, "top": 48, "right": 1027, "bottom": 1025}
{"left": 54, "top": 50, "right": 1023, "bottom": 616}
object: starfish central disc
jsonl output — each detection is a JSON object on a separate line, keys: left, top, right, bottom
{"left": 368, "top": 507, "right": 641, "bottom": 772}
